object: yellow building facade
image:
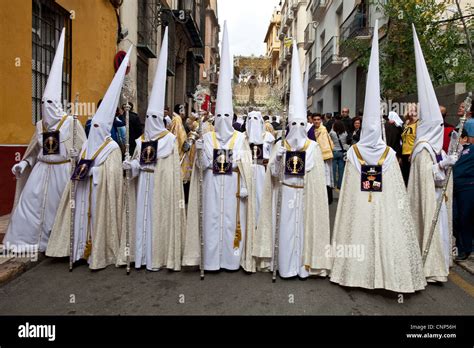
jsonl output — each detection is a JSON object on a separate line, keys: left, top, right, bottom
{"left": 263, "top": 7, "right": 281, "bottom": 87}
{"left": 0, "top": 0, "right": 119, "bottom": 214}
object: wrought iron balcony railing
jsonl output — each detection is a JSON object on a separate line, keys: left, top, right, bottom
{"left": 340, "top": 7, "right": 373, "bottom": 42}
{"left": 321, "top": 36, "right": 341, "bottom": 72}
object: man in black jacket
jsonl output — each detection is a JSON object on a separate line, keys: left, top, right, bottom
{"left": 341, "top": 107, "right": 353, "bottom": 134}
{"left": 118, "top": 102, "right": 143, "bottom": 157}
{"left": 271, "top": 115, "right": 281, "bottom": 130}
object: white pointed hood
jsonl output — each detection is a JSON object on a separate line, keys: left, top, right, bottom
{"left": 42, "top": 27, "right": 66, "bottom": 128}
{"left": 214, "top": 21, "right": 234, "bottom": 143}
{"left": 145, "top": 27, "right": 168, "bottom": 140}
{"left": 286, "top": 41, "right": 308, "bottom": 149}
{"left": 411, "top": 24, "right": 444, "bottom": 160}
{"left": 347, "top": 20, "right": 395, "bottom": 173}
{"left": 246, "top": 110, "right": 264, "bottom": 144}
{"left": 86, "top": 46, "right": 132, "bottom": 157}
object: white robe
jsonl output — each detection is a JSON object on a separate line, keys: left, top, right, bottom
{"left": 254, "top": 140, "right": 332, "bottom": 278}
{"left": 4, "top": 117, "right": 85, "bottom": 252}
{"left": 330, "top": 159, "right": 427, "bottom": 293}
{"left": 46, "top": 141, "right": 123, "bottom": 270}
{"left": 408, "top": 148, "right": 453, "bottom": 283}
{"left": 324, "top": 160, "right": 334, "bottom": 188}
{"left": 119, "top": 133, "right": 185, "bottom": 271}
{"left": 183, "top": 131, "right": 256, "bottom": 272}
{"left": 251, "top": 131, "right": 275, "bottom": 222}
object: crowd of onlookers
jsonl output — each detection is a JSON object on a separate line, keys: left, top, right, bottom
{"left": 306, "top": 107, "right": 363, "bottom": 190}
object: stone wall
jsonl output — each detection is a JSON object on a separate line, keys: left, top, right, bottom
{"left": 395, "top": 83, "right": 470, "bottom": 125}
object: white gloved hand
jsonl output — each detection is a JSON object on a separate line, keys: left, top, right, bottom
{"left": 122, "top": 159, "right": 132, "bottom": 170}
{"left": 69, "top": 148, "right": 79, "bottom": 158}
{"left": 276, "top": 145, "right": 286, "bottom": 159}
{"left": 11, "top": 161, "right": 28, "bottom": 177}
{"left": 195, "top": 139, "right": 203, "bottom": 150}
{"left": 239, "top": 186, "right": 248, "bottom": 199}
{"left": 87, "top": 165, "right": 95, "bottom": 176}
{"left": 439, "top": 154, "right": 458, "bottom": 169}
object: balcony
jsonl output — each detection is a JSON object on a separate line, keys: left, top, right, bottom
{"left": 170, "top": 9, "right": 204, "bottom": 48}
{"left": 278, "top": 60, "right": 287, "bottom": 71}
{"left": 321, "top": 36, "right": 343, "bottom": 75}
{"left": 339, "top": 8, "right": 373, "bottom": 58}
{"left": 340, "top": 7, "right": 373, "bottom": 42}
{"left": 137, "top": 0, "right": 161, "bottom": 58}
{"left": 278, "top": 48, "right": 288, "bottom": 71}
{"left": 284, "top": 10, "right": 294, "bottom": 27}
{"left": 191, "top": 47, "right": 204, "bottom": 64}
{"left": 278, "top": 28, "right": 284, "bottom": 41}
{"left": 281, "top": 12, "right": 287, "bottom": 30}
{"left": 211, "top": 39, "right": 219, "bottom": 53}
{"left": 284, "top": 44, "right": 292, "bottom": 62}
{"left": 290, "top": 0, "right": 298, "bottom": 11}
{"left": 310, "top": 0, "right": 328, "bottom": 22}
{"left": 278, "top": 23, "right": 287, "bottom": 40}
{"left": 308, "top": 57, "right": 326, "bottom": 88}
{"left": 304, "top": 23, "right": 315, "bottom": 50}
{"left": 209, "top": 71, "right": 218, "bottom": 85}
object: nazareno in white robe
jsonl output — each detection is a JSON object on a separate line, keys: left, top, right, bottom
{"left": 5, "top": 116, "right": 86, "bottom": 252}
{"left": 116, "top": 132, "right": 186, "bottom": 271}
{"left": 330, "top": 151, "right": 427, "bottom": 293}
{"left": 46, "top": 140, "right": 123, "bottom": 270}
{"left": 253, "top": 140, "right": 332, "bottom": 278}
{"left": 251, "top": 131, "right": 275, "bottom": 222}
{"left": 182, "top": 131, "right": 256, "bottom": 272}
{"left": 408, "top": 147, "right": 453, "bottom": 283}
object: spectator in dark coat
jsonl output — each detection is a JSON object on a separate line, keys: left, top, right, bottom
{"left": 341, "top": 107, "right": 353, "bottom": 134}
{"left": 350, "top": 116, "right": 362, "bottom": 145}
{"left": 385, "top": 111, "right": 403, "bottom": 157}
{"left": 118, "top": 102, "right": 143, "bottom": 156}
{"left": 271, "top": 115, "right": 281, "bottom": 130}
{"left": 453, "top": 129, "right": 474, "bottom": 261}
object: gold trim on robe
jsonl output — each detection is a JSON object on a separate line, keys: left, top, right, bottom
{"left": 314, "top": 125, "right": 334, "bottom": 161}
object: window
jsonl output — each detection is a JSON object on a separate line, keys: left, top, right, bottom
{"left": 137, "top": 0, "right": 162, "bottom": 119}
{"left": 32, "top": 0, "right": 72, "bottom": 124}
{"left": 137, "top": 0, "right": 161, "bottom": 58}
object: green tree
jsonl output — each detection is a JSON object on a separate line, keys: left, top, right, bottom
{"left": 342, "top": 0, "right": 473, "bottom": 100}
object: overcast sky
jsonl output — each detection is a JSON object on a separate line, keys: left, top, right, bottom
{"left": 217, "top": 0, "right": 280, "bottom": 57}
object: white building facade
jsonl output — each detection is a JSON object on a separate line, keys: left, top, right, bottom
{"left": 277, "top": 0, "right": 309, "bottom": 103}
{"left": 304, "top": 0, "right": 386, "bottom": 117}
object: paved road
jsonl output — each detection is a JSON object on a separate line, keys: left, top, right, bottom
{"left": 0, "top": 192, "right": 472, "bottom": 315}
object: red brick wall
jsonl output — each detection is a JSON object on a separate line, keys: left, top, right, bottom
{"left": 0, "top": 146, "right": 27, "bottom": 215}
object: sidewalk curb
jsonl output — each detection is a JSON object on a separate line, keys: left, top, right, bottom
{"left": 455, "top": 257, "right": 474, "bottom": 275}
{"left": 0, "top": 254, "right": 45, "bottom": 287}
